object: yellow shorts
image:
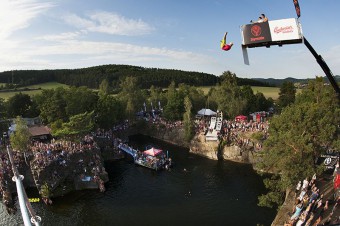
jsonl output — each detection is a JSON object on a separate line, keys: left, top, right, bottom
{"left": 220, "top": 39, "right": 226, "bottom": 49}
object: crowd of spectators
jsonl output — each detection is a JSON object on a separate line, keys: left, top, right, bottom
{"left": 150, "top": 118, "right": 183, "bottom": 131}
{"left": 0, "top": 150, "right": 25, "bottom": 213}
{"left": 194, "top": 116, "right": 269, "bottom": 150}
{"left": 285, "top": 173, "right": 340, "bottom": 226}
{"left": 29, "top": 135, "right": 107, "bottom": 193}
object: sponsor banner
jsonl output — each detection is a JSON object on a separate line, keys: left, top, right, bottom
{"left": 269, "top": 18, "right": 302, "bottom": 42}
{"left": 317, "top": 154, "right": 339, "bottom": 170}
{"left": 242, "top": 22, "right": 271, "bottom": 45}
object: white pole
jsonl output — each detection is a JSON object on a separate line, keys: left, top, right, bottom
{"left": 13, "top": 175, "right": 32, "bottom": 226}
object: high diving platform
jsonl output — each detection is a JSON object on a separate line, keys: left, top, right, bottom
{"left": 205, "top": 111, "right": 223, "bottom": 141}
{"left": 240, "top": 18, "right": 303, "bottom": 65}
{"left": 239, "top": 16, "right": 340, "bottom": 99}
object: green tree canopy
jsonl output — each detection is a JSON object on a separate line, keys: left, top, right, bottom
{"left": 99, "top": 79, "right": 110, "bottom": 95}
{"left": 183, "top": 96, "right": 194, "bottom": 142}
{"left": 95, "top": 94, "right": 124, "bottom": 129}
{"left": 10, "top": 116, "right": 31, "bottom": 152}
{"left": 118, "top": 76, "right": 145, "bottom": 120}
{"left": 277, "top": 81, "right": 296, "bottom": 111}
{"left": 163, "top": 81, "right": 183, "bottom": 121}
{"left": 6, "top": 93, "right": 35, "bottom": 118}
{"left": 64, "top": 86, "right": 98, "bottom": 117}
{"left": 208, "top": 71, "right": 247, "bottom": 119}
{"left": 257, "top": 79, "right": 340, "bottom": 208}
{"left": 51, "top": 111, "right": 95, "bottom": 137}
{"left": 34, "top": 87, "right": 67, "bottom": 124}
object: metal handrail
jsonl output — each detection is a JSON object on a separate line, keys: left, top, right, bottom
{"left": 6, "top": 146, "right": 41, "bottom": 226}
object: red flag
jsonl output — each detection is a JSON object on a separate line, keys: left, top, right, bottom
{"left": 293, "top": 0, "right": 301, "bottom": 18}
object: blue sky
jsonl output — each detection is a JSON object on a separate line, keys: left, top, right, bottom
{"left": 1, "top": 0, "right": 339, "bottom": 79}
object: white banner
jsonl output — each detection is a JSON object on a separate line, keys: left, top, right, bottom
{"left": 269, "top": 18, "right": 302, "bottom": 42}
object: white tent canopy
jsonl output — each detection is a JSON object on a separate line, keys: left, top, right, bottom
{"left": 197, "top": 108, "right": 217, "bottom": 116}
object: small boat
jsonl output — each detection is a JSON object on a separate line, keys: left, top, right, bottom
{"left": 134, "top": 146, "right": 172, "bottom": 171}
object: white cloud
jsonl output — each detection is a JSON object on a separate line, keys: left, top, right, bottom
{"left": 37, "top": 32, "right": 83, "bottom": 42}
{"left": 63, "top": 11, "right": 154, "bottom": 36}
{"left": 0, "top": 38, "right": 216, "bottom": 73}
{"left": 0, "top": 0, "right": 55, "bottom": 40}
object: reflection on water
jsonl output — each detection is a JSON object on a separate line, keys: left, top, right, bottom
{"left": 0, "top": 135, "right": 276, "bottom": 226}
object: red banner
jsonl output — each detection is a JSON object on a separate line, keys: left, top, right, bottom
{"left": 293, "top": 0, "right": 301, "bottom": 18}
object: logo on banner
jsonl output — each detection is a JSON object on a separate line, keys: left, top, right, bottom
{"left": 251, "top": 25, "right": 262, "bottom": 36}
{"left": 250, "top": 25, "right": 265, "bottom": 42}
{"left": 324, "top": 157, "right": 332, "bottom": 166}
{"left": 274, "top": 26, "right": 294, "bottom": 34}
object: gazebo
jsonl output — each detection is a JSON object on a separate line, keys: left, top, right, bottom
{"left": 197, "top": 108, "right": 217, "bottom": 116}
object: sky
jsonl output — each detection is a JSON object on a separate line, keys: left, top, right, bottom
{"left": 0, "top": 0, "right": 339, "bottom": 79}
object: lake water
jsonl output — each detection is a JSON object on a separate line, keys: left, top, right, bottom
{"left": 0, "top": 135, "right": 276, "bottom": 226}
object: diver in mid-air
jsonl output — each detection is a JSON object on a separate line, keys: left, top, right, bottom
{"left": 220, "top": 32, "right": 233, "bottom": 51}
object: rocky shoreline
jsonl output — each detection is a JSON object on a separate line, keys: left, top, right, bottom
{"left": 0, "top": 136, "right": 117, "bottom": 213}
{"left": 1, "top": 120, "right": 274, "bottom": 220}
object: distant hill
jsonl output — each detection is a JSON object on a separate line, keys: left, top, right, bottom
{"left": 251, "top": 75, "right": 340, "bottom": 87}
{"left": 3, "top": 64, "right": 335, "bottom": 90}
{"left": 0, "top": 64, "right": 270, "bottom": 89}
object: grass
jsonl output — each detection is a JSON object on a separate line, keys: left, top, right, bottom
{"left": 0, "top": 83, "right": 294, "bottom": 101}
{"left": 251, "top": 86, "right": 280, "bottom": 99}
{"left": 0, "top": 82, "right": 69, "bottom": 100}
{"left": 197, "top": 86, "right": 281, "bottom": 100}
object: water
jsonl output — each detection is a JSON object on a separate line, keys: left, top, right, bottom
{"left": 0, "top": 135, "right": 276, "bottom": 226}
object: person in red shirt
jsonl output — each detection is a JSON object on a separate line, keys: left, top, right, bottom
{"left": 220, "top": 32, "right": 233, "bottom": 51}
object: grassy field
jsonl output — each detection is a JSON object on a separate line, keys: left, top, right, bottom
{"left": 251, "top": 86, "right": 280, "bottom": 99}
{"left": 0, "top": 83, "right": 286, "bottom": 100}
{"left": 197, "top": 86, "right": 281, "bottom": 100}
{"left": 0, "top": 82, "right": 69, "bottom": 100}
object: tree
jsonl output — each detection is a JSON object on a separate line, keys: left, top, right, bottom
{"left": 183, "top": 96, "right": 194, "bottom": 142}
{"left": 241, "top": 85, "right": 256, "bottom": 113}
{"left": 0, "top": 98, "right": 6, "bottom": 119}
{"left": 10, "top": 116, "right": 31, "bottom": 152}
{"left": 6, "top": 93, "right": 35, "bottom": 118}
{"left": 51, "top": 111, "right": 95, "bottom": 137}
{"left": 254, "top": 92, "right": 273, "bottom": 112}
{"left": 179, "top": 85, "right": 206, "bottom": 114}
{"left": 257, "top": 80, "right": 340, "bottom": 208}
{"left": 34, "top": 87, "right": 67, "bottom": 124}
{"left": 277, "top": 81, "right": 296, "bottom": 111}
{"left": 95, "top": 94, "right": 124, "bottom": 129}
{"left": 209, "top": 71, "right": 247, "bottom": 119}
{"left": 64, "top": 86, "right": 98, "bottom": 117}
{"left": 149, "top": 85, "right": 166, "bottom": 110}
{"left": 118, "top": 76, "right": 145, "bottom": 120}
{"left": 99, "top": 79, "right": 110, "bottom": 95}
{"left": 163, "top": 81, "right": 183, "bottom": 121}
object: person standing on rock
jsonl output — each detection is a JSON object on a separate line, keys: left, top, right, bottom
{"left": 295, "top": 181, "right": 301, "bottom": 197}
{"left": 302, "top": 178, "right": 309, "bottom": 190}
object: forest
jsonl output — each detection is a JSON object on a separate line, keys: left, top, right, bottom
{"left": 0, "top": 64, "right": 270, "bottom": 90}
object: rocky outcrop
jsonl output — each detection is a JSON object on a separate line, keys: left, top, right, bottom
{"left": 117, "top": 121, "right": 191, "bottom": 148}
{"left": 189, "top": 133, "right": 258, "bottom": 164}
{"left": 29, "top": 146, "right": 109, "bottom": 198}
{"left": 189, "top": 134, "right": 219, "bottom": 160}
{"left": 117, "top": 121, "right": 259, "bottom": 164}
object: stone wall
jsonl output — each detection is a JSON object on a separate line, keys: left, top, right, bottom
{"left": 189, "top": 133, "right": 257, "bottom": 164}
{"left": 126, "top": 121, "right": 259, "bottom": 165}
